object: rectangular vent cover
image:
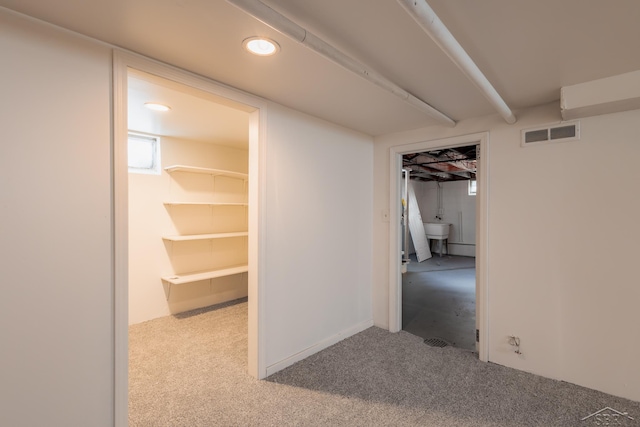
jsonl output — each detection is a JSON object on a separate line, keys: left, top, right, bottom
{"left": 521, "top": 121, "right": 580, "bottom": 147}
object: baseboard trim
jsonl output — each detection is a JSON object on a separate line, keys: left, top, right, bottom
{"left": 447, "top": 243, "right": 476, "bottom": 257}
{"left": 265, "top": 319, "right": 374, "bottom": 377}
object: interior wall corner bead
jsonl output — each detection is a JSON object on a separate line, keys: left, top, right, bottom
{"left": 226, "top": 0, "right": 456, "bottom": 127}
{"left": 396, "top": 0, "right": 517, "bottom": 125}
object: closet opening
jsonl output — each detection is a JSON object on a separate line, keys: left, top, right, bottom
{"left": 127, "top": 69, "right": 251, "bottom": 324}
{"left": 113, "top": 52, "right": 267, "bottom": 424}
{"left": 126, "top": 69, "right": 253, "bottom": 422}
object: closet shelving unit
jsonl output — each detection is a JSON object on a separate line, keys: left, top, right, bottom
{"left": 161, "top": 164, "right": 248, "bottom": 289}
{"left": 161, "top": 265, "right": 249, "bottom": 286}
{"left": 163, "top": 202, "right": 247, "bottom": 207}
{"left": 164, "top": 164, "right": 247, "bottom": 180}
{"left": 162, "top": 231, "right": 249, "bottom": 242}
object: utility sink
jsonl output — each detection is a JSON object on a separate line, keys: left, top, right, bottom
{"left": 424, "top": 222, "right": 450, "bottom": 239}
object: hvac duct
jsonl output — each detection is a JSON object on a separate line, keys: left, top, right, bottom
{"left": 226, "top": 0, "right": 456, "bottom": 127}
{"left": 397, "top": 0, "right": 517, "bottom": 125}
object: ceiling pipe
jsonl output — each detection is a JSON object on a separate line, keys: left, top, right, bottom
{"left": 227, "top": 0, "right": 456, "bottom": 127}
{"left": 397, "top": 0, "right": 517, "bottom": 125}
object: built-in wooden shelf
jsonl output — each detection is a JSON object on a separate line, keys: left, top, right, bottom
{"left": 162, "top": 163, "right": 248, "bottom": 296}
{"left": 164, "top": 165, "right": 247, "bottom": 181}
{"left": 162, "top": 265, "right": 248, "bottom": 285}
{"left": 163, "top": 202, "right": 248, "bottom": 207}
{"left": 162, "top": 232, "right": 248, "bottom": 242}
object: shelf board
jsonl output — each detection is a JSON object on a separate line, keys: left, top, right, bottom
{"left": 162, "top": 232, "right": 248, "bottom": 242}
{"left": 162, "top": 265, "right": 248, "bottom": 285}
{"left": 164, "top": 165, "right": 247, "bottom": 181}
{"left": 163, "top": 202, "right": 248, "bottom": 207}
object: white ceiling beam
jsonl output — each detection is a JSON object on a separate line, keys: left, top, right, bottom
{"left": 226, "top": 0, "right": 456, "bottom": 127}
{"left": 397, "top": 0, "right": 517, "bottom": 125}
{"left": 561, "top": 70, "right": 640, "bottom": 120}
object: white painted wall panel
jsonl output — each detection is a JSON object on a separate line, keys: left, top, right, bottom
{"left": 0, "top": 12, "right": 113, "bottom": 426}
{"left": 407, "top": 180, "right": 431, "bottom": 261}
{"left": 264, "top": 103, "right": 374, "bottom": 369}
{"left": 374, "top": 102, "right": 640, "bottom": 402}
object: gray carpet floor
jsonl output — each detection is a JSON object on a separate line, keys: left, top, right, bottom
{"left": 129, "top": 299, "right": 640, "bottom": 426}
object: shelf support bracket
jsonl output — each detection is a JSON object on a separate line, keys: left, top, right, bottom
{"left": 162, "top": 281, "right": 172, "bottom": 301}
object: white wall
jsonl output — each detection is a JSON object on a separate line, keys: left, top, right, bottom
{"left": 0, "top": 12, "right": 114, "bottom": 426}
{"left": 374, "top": 102, "right": 640, "bottom": 401}
{"left": 264, "top": 103, "right": 374, "bottom": 372}
{"left": 413, "top": 180, "right": 476, "bottom": 256}
{"left": 128, "top": 137, "right": 249, "bottom": 324}
{"left": 0, "top": 9, "right": 375, "bottom": 424}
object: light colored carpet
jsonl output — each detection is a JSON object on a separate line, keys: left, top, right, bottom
{"left": 129, "top": 299, "right": 640, "bottom": 426}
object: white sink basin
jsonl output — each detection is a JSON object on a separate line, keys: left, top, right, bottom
{"left": 424, "top": 222, "right": 450, "bottom": 239}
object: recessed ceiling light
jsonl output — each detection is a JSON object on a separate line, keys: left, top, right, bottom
{"left": 144, "top": 102, "right": 171, "bottom": 112}
{"left": 243, "top": 37, "right": 280, "bottom": 56}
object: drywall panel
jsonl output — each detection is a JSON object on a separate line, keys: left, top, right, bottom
{"left": 128, "top": 137, "right": 249, "bottom": 324}
{"left": 0, "top": 11, "right": 114, "bottom": 426}
{"left": 407, "top": 180, "right": 431, "bottom": 261}
{"left": 264, "top": 103, "right": 374, "bottom": 370}
{"left": 374, "top": 102, "right": 640, "bottom": 402}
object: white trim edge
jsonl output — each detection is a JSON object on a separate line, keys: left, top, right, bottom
{"left": 112, "top": 50, "right": 129, "bottom": 427}
{"left": 388, "top": 132, "right": 489, "bottom": 362}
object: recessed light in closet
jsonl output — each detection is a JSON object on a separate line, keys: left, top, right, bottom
{"left": 144, "top": 102, "right": 171, "bottom": 112}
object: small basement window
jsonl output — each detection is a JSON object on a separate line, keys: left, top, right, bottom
{"left": 468, "top": 180, "right": 477, "bottom": 196}
{"left": 128, "top": 133, "right": 161, "bottom": 175}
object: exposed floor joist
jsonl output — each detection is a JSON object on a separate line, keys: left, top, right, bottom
{"left": 403, "top": 145, "right": 477, "bottom": 182}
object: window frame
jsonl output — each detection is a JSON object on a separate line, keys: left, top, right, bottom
{"left": 468, "top": 179, "right": 477, "bottom": 196}
{"left": 127, "top": 132, "right": 161, "bottom": 175}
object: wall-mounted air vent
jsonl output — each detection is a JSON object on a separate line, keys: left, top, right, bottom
{"left": 521, "top": 121, "right": 580, "bottom": 147}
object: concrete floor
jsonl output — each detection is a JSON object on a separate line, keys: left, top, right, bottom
{"left": 402, "top": 253, "right": 476, "bottom": 351}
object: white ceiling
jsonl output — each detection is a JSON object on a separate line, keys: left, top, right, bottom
{"left": 3, "top": 0, "right": 640, "bottom": 137}
{"left": 128, "top": 70, "right": 250, "bottom": 148}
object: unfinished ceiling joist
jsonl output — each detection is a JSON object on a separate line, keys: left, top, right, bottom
{"left": 226, "top": 0, "right": 456, "bottom": 127}
{"left": 403, "top": 146, "right": 477, "bottom": 182}
{"left": 396, "top": 0, "right": 517, "bottom": 125}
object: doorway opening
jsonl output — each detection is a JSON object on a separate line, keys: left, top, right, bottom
{"left": 127, "top": 69, "right": 252, "bottom": 422}
{"left": 113, "top": 51, "right": 267, "bottom": 425}
{"left": 388, "top": 132, "right": 489, "bottom": 362}
{"left": 127, "top": 69, "right": 251, "bottom": 322}
{"left": 401, "top": 145, "right": 478, "bottom": 351}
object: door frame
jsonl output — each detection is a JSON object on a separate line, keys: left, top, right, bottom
{"left": 113, "top": 50, "right": 268, "bottom": 426}
{"left": 388, "top": 132, "right": 489, "bottom": 362}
